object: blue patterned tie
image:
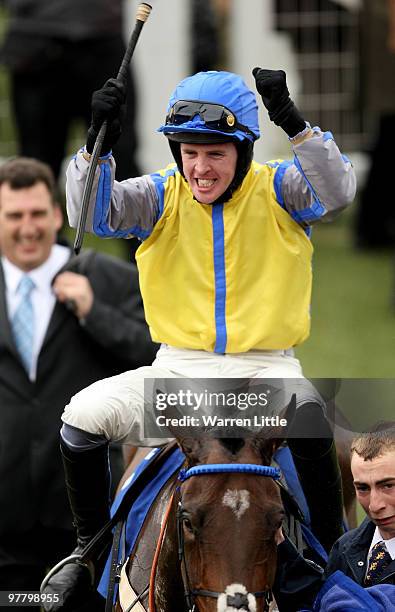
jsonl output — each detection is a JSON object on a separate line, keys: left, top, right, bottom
{"left": 11, "top": 275, "right": 35, "bottom": 373}
{"left": 364, "top": 541, "right": 392, "bottom": 586}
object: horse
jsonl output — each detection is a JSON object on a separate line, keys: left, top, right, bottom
{"left": 108, "top": 395, "right": 327, "bottom": 612}
{"left": 115, "top": 436, "right": 288, "bottom": 612}
{"left": 108, "top": 396, "right": 356, "bottom": 612}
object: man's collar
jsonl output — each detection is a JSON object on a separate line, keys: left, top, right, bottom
{"left": 370, "top": 526, "right": 395, "bottom": 560}
{"left": 1, "top": 244, "right": 70, "bottom": 294}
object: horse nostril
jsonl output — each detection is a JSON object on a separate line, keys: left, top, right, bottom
{"left": 226, "top": 592, "right": 250, "bottom": 610}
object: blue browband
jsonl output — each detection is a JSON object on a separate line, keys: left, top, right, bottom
{"left": 178, "top": 464, "right": 281, "bottom": 482}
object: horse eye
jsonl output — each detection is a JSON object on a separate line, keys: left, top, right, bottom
{"left": 183, "top": 517, "right": 194, "bottom": 533}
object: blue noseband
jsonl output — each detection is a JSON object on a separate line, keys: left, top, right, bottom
{"left": 178, "top": 463, "right": 281, "bottom": 482}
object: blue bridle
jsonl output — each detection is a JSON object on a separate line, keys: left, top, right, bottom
{"left": 179, "top": 463, "right": 281, "bottom": 482}
{"left": 177, "top": 462, "right": 281, "bottom": 612}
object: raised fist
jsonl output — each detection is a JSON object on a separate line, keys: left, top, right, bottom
{"left": 86, "top": 78, "right": 126, "bottom": 155}
{"left": 252, "top": 67, "right": 306, "bottom": 138}
{"left": 91, "top": 78, "right": 126, "bottom": 131}
{"left": 252, "top": 68, "right": 291, "bottom": 117}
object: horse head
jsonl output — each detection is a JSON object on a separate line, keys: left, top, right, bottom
{"left": 169, "top": 396, "right": 296, "bottom": 612}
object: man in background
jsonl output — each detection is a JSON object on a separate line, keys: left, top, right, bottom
{"left": 325, "top": 423, "right": 395, "bottom": 585}
{"left": 0, "top": 0, "right": 140, "bottom": 183}
{"left": 273, "top": 423, "right": 395, "bottom": 610}
{"left": 0, "top": 157, "right": 157, "bottom": 611}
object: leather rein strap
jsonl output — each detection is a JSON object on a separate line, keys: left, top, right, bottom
{"left": 98, "top": 442, "right": 178, "bottom": 611}
{"left": 148, "top": 491, "right": 176, "bottom": 612}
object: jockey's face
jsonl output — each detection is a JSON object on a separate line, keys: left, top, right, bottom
{"left": 180, "top": 142, "right": 237, "bottom": 204}
{"left": 352, "top": 450, "right": 395, "bottom": 539}
{"left": 0, "top": 182, "right": 62, "bottom": 271}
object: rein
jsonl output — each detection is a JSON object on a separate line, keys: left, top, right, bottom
{"left": 176, "top": 463, "right": 281, "bottom": 612}
{"left": 149, "top": 490, "right": 176, "bottom": 612}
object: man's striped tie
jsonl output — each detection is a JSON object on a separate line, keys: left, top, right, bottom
{"left": 11, "top": 275, "right": 35, "bottom": 373}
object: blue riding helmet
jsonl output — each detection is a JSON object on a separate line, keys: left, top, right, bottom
{"left": 158, "top": 71, "right": 260, "bottom": 143}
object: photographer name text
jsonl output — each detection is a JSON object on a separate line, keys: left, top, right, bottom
{"left": 155, "top": 414, "right": 287, "bottom": 428}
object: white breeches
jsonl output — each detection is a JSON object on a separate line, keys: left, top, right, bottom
{"left": 61, "top": 345, "right": 323, "bottom": 445}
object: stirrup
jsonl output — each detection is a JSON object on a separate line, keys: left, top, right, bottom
{"left": 40, "top": 552, "right": 95, "bottom": 592}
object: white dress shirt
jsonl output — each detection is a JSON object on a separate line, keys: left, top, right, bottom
{"left": 367, "top": 526, "right": 395, "bottom": 561}
{"left": 2, "top": 244, "right": 70, "bottom": 381}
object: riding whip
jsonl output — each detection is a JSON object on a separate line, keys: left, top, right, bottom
{"left": 73, "top": 2, "right": 154, "bottom": 254}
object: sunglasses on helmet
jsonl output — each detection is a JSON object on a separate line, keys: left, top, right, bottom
{"left": 165, "top": 100, "right": 257, "bottom": 139}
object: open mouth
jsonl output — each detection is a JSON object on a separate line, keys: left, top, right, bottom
{"left": 196, "top": 178, "right": 216, "bottom": 188}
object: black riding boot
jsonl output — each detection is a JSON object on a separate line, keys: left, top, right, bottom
{"left": 41, "top": 440, "right": 111, "bottom": 611}
{"left": 287, "top": 402, "right": 344, "bottom": 554}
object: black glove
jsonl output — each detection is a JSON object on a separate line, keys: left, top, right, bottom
{"left": 86, "top": 77, "right": 126, "bottom": 155}
{"left": 41, "top": 558, "right": 93, "bottom": 612}
{"left": 252, "top": 68, "right": 306, "bottom": 138}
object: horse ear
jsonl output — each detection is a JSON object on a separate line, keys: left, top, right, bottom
{"left": 158, "top": 412, "right": 202, "bottom": 464}
{"left": 175, "top": 436, "right": 203, "bottom": 465}
{"left": 254, "top": 394, "right": 297, "bottom": 462}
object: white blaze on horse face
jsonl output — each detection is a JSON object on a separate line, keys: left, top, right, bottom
{"left": 222, "top": 489, "right": 250, "bottom": 520}
{"left": 217, "top": 583, "right": 257, "bottom": 612}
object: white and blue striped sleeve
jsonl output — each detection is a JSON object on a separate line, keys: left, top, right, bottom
{"left": 274, "top": 127, "right": 356, "bottom": 228}
{"left": 66, "top": 149, "right": 160, "bottom": 240}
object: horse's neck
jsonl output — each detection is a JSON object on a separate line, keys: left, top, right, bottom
{"left": 155, "top": 492, "right": 187, "bottom": 611}
{"left": 126, "top": 472, "right": 185, "bottom": 611}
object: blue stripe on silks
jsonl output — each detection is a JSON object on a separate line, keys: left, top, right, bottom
{"left": 150, "top": 166, "right": 178, "bottom": 222}
{"left": 212, "top": 204, "right": 227, "bottom": 354}
{"left": 292, "top": 154, "right": 326, "bottom": 223}
{"left": 93, "top": 162, "right": 113, "bottom": 237}
{"left": 323, "top": 130, "right": 334, "bottom": 142}
{"left": 127, "top": 225, "right": 151, "bottom": 240}
{"left": 91, "top": 163, "right": 152, "bottom": 239}
{"left": 273, "top": 160, "right": 293, "bottom": 210}
{"left": 93, "top": 164, "right": 146, "bottom": 238}
{"left": 291, "top": 200, "right": 326, "bottom": 224}
{"left": 342, "top": 153, "right": 351, "bottom": 165}
{"left": 93, "top": 163, "right": 134, "bottom": 238}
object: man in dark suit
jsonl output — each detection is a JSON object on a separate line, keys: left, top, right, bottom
{"left": 0, "top": 157, "right": 157, "bottom": 610}
{"left": 269, "top": 424, "right": 395, "bottom": 611}
{"left": 325, "top": 424, "right": 395, "bottom": 586}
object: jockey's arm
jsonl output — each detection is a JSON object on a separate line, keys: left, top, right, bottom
{"left": 276, "top": 127, "right": 356, "bottom": 229}
{"left": 66, "top": 149, "right": 160, "bottom": 239}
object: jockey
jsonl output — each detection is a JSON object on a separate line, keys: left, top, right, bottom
{"left": 43, "top": 69, "right": 356, "bottom": 609}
